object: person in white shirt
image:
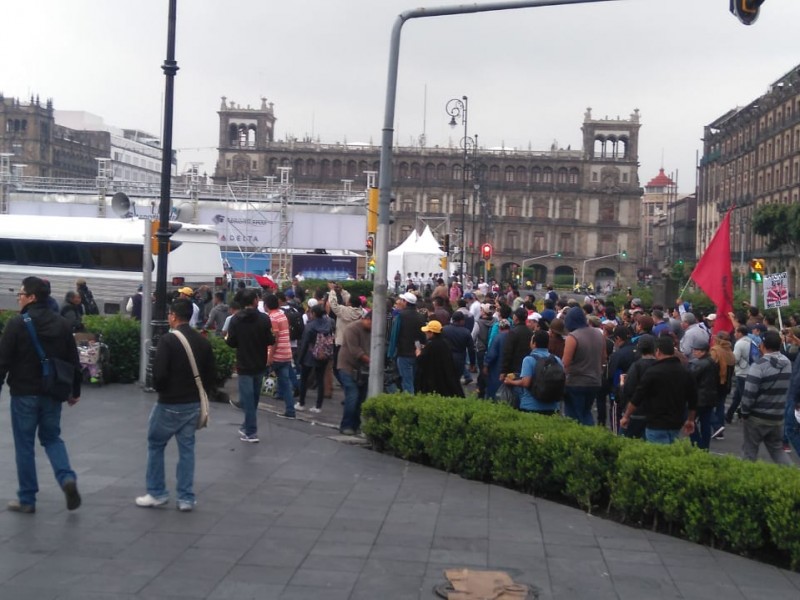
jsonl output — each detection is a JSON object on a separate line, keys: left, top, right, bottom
{"left": 178, "top": 287, "right": 201, "bottom": 328}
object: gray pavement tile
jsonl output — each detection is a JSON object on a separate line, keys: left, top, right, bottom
{"left": 349, "top": 574, "right": 423, "bottom": 600}
{"left": 264, "top": 525, "right": 321, "bottom": 542}
{"left": 114, "top": 531, "right": 201, "bottom": 562}
{"left": 550, "top": 579, "right": 619, "bottom": 600}
{"left": 0, "top": 585, "right": 58, "bottom": 600}
{"left": 272, "top": 513, "right": 332, "bottom": 529}
{"left": 218, "top": 564, "right": 296, "bottom": 586}
{"left": 667, "top": 564, "right": 734, "bottom": 584}
{"left": 370, "top": 543, "right": 432, "bottom": 562}
{"left": 428, "top": 548, "right": 488, "bottom": 566}
{"left": 432, "top": 536, "right": 489, "bottom": 553}
{"left": 378, "top": 522, "right": 437, "bottom": 538}
{"left": 364, "top": 557, "right": 428, "bottom": 577}
{"left": 324, "top": 515, "right": 384, "bottom": 533}
{"left": 542, "top": 532, "right": 600, "bottom": 547}
{"left": 674, "top": 581, "right": 746, "bottom": 600}
{"left": 602, "top": 548, "right": 664, "bottom": 565}
{"left": 596, "top": 533, "right": 654, "bottom": 552}
{"left": 288, "top": 566, "right": 359, "bottom": 589}
{"left": 739, "top": 586, "right": 800, "bottom": 600}
{"left": 318, "top": 528, "right": 378, "bottom": 545}
{"left": 488, "top": 540, "right": 546, "bottom": 566}
{"left": 545, "top": 543, "right": 605, "bottom": 561}
{"left": 488, "top": 525, "right": 544, "bottom": 544}
{"left": 375, "top": 530, "right": 434, "bottom": 548}
{"left": 310, "top": 541, "right": 373, "bottom": 558}
{"left": 546, "top": 556, "right": 610, "bottom": 579}
{"left": 434, "top": 516, "right": 489, "bottom": 539}
{"left": 207, "top": 580, "right": 284, "bottom": 600}
{"left": 300, "top": 554, "right": 365, "bottom": 572}
{"left": 281, "top": 585, "right": 353, "bottom": 599}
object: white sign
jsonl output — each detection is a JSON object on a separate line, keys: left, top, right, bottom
{"left": 763, "top": 272, "right": 790, "bottom": 309}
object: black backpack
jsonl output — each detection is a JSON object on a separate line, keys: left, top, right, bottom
{"left": 529, "top": 354, "right": 566, "bottom": 403}
{"left": 282, "top": 305, "right": 305, "bottom": 341}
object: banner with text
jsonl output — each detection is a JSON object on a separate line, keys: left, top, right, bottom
{"left": 763, "top": 272, "right": 789, "bottom": 309}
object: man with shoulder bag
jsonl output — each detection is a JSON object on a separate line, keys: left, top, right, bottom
{"left": 136, "top": 299, "right": 215, "bottom": 512}
{"left": 0, "top": 276, "right": 82, "bottom": 514}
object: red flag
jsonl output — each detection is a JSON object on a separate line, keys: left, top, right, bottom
{"left": 690, "top": 209, "right": 734, "bottom": 334}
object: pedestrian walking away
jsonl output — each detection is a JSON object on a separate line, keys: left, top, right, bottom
{"left": 136, "top": 299, "right": 216, "bottom": 511}
{"left": 0, "top": 276, "right": 83, "bottom": 513}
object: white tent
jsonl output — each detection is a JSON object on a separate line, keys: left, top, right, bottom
{"left": 386, "top": 226, "right": 445, "bottom": 285}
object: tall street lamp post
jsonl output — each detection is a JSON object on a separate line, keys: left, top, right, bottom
{"left": 148, "top": 0, "right": 179, "bottom": 387}
{"left": 445, "top": 96, "right": 472, "bottom": 281}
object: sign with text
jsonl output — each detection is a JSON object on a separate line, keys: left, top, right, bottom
{"left": 763, "top": 272, "right": 789, "bottom": 309}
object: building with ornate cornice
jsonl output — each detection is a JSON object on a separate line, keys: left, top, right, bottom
{"left": 698, "top": 64, "right": 800, "bottom": 295}
{"left": 214, "top": 100, "right": 643, "bottom": 288}
{"left": 641, "top": 168, "right": 678, "bottom": 273}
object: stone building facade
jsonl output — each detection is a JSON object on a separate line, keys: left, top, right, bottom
{"left": 698, "top": 63, "right": 800, "bottom": 294}
{"left": 214, "top": 101, "right": 643, "bottom": 287}
{"left": 641, "top": 168, "right": 678, "bottom": 273}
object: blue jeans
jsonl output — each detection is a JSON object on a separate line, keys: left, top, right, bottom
{"left": 238, "top": 371, "right": 264, "bottom": 436}
{"left": 10, "top": 395, "right": 76, "bottom": 507}
{"left": 711, "top": 389, "right": 728, "bottom": 431}
{"left": 340, "top": 369, "right": 368, "bottom": 432}
{"left": 396, "top": 356, "right": 416, "bottom": 394}
{"left": 272, "top": 361, "right": 295, "bottom": 417}
{"left": 646, "top": 428, "right": 681, "bottom": 444}
{"left": 564, "top": 386, "right": 597, "bottom": 426}
{"left": 690, "top": 405, "right": 713, "bottom": 450}
{"left": 784, "top": 400, "right": 800, "bottom": 455}
{"left": 145, "top": 402, "right": 200, "bottom": 503}
{"left": 726, "top": 376, "right": 746, "bottom": 422}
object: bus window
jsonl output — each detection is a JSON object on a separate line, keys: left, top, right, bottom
{"left": 0, "top": 240, "right": 15, "bottom": 263}
{"left": 87, "top": 243, "right": 142, "bottom": 272}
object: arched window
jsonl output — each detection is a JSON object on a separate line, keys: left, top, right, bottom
{"left": 321, "top": 159, "right": 331, "bottom": 177}
{"left": 594, "top": 138, "right": 605, "bottom": 158}
{"left": 410, "top": 163, "right": 421, "bottom": 178}
{"left": 425, "top": 163, "right": 435, "bottom": 180}
{"left": 505, "top": 167, "right": 515, "bottom": 182}
{"left": 543, "top": 167, "right": 553, "bottom": 183}
{"left": 347, "top": 160, "right": 357, "bottom": 177}
{"left": 228, "top": 124, "right": 238, "bottom": 145}
{"left": 398, "top": 162, "right": 409, "bottom": 178}
{"left": 516, "top": 166, "right": 527, "bottom": 183}
{"left": 305, "top": 159, "right": 316, "bottom": 177}
{"left": 557, "top": 168, "right": 568, "bottom": 184}
{"left": 489, "top": 165, "right": 500, "bottom": 181}
{"left": 531, "top": 167, "right": 541, "bottom": 183}
{"left": 437, "top": 163, "right": 448, "bottom": 179}
{"left": 568, "top": 168, "right": 579, "bottom": 184}
{"left": 452, "top": 164, "right": 462, "bottom": 180}
{"left": 294, "top": 159, "right": 304, "bottom": 176}
{"left": 247, "top": 126, "right": 256, "bottom": 147}
{"left": 332, "top": 160, "right": 342, "bottom": 177}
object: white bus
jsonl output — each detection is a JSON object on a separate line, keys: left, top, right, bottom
{"left": 0, "top": 215, "right": 225, "bottom": 314}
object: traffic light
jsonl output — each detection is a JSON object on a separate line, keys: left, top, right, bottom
{"left": 367, "top": 187, "right": 378, "bottom": 234}
{"left": 151, "top": 220, "right": 182, "bottom": 255}
{"left": 555, "top": 252, "right": 562, "bottom": 258}
{"left": 443, "top": 234, "right": 450, "bottom": 254}
{"left": 368, "top": 258, "right": 376, "bottom": 274}
{"left": 751, "top": 271, "right": 763, "bottom": 283}
{"left": 481, "top": 243, "right": 493, "bottom": 261}
{"left": 366, "top": 235, "right": 374, "bottom": 257}
{"left": 620, "top": 249, "right": 627, "bottom": 258}
{"left": 730, "top": 0, "right": 765, "bottom": 25}
{"left": 677, "top": 258, "right": 684, "bottom": 266}
{"left": 439, "top": 257, "right": 448, "bottom": 269}
{"left": 750, "top": 258, "right": 765, "bottom": 273}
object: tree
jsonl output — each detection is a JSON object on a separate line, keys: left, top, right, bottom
{"left": 752, "top": 203, "right": 800, "bottom": 256}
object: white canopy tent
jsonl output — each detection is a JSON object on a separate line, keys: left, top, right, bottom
{"left": 386, "top": 226, "right": 445, "bottom": 284}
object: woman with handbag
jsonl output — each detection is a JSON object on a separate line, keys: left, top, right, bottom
{"left": 296, "top": 303, "right": 333, "bottom": 413}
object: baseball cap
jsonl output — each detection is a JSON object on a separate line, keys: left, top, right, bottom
{"left": 706, "top": 313, "right": 717, "bottom": 321}
{"left": 421, "top": 320, "right": 442, "bottom": 334}
{"left": 178, "top": 286, "right": 194, "bottom": 296}
{"left": 285, "top": 289, "right": 295, "bottom": 298}
{"left": 527, "top": 312, "right": 542, "bottom": 322}
{"left": 400, "top": 292, "right": 417, "bottom": 304}
{"left": 692, "top": 339, "right": 710, "bottom": 351}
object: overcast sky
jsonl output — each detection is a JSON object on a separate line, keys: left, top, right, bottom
{"left": 3, "top": 0, "right": 800, "bottom": 193}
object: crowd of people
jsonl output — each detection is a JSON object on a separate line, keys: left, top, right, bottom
{"left": 387, "top": 275, "right": 800, "bottom": 465}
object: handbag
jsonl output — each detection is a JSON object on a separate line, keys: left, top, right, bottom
{"left": 171, "top": 330, "right": 210, "bottom": 430}
{"left": 23, "top": 314, "right": 75, "bottom": 402}
{"left": 354, "top": 364, "right": 371, "bottom": 386}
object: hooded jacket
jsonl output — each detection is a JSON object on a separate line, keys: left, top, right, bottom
{"left": 741, "top": 351, "right": 792, "bottom": 422}
{"left": 327, "top": 290, "right": 362, "bottom": 347}
{"left": 225, "top": 307, "right": 274, "bottom": 375}
{"left": 0, "top": 302, "right": 81, "bottom": 398}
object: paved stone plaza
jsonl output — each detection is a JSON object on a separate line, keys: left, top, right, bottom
{"left": 0, "top": 383, "right": 798, "bottom": 599}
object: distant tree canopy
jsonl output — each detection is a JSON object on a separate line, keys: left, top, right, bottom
{"left": 752, "top": 203, "right": 800, "bottom": 256}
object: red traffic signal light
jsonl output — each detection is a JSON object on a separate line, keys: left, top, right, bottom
{"left": 366, "top": 236, "right": 374, "bottom": 256}
{"left": 481, "top": 243, "right": 493, "bottom": 261}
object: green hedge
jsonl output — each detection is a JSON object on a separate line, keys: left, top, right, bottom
{"left": 361, "top": 394, "right": 800, "bottom": 569}
{"left": 83, "top": 315, "right": 140, "bottom": 383}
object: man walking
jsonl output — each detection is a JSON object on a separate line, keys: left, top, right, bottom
{"left": 226, "top": 289, "right": 274, "bottom": 442}
{"left": 203, "top": 291, "right": 229, "bottom": 337}
{"left": 0, "top": 276, "right": 82, "bottom": 513}
{"left": 621, "top": 335, "right": 697, "bottom": 444}
{"left": 387, "top": 292, "right": 425, "bottom": 393}
{"left": 136, "top": 299, "right": 215, "bottom": 511}
{"left": 264, "top": 294, "right": 296, "bottom": 420}
{"left": 338, "top": 312, "right": 372, "bottom": 435}
{"left": 741, "top": 330, "right": 793, "bottom": 465}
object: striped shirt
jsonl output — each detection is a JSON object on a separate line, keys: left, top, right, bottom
{"left": 267, "top": 309, "right": 292, "bottom": 363}
{"left": 741, "top": 351, "right": 792, "bottom": 422}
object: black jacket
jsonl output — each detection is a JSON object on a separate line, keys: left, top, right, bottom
{"left": 631, "top": 356, "right": 697, "bottom": 430}
{"left": 415, "top": 335, "right": 464, "bottom": 397}
{"left": 689, "top": 355, "right": 718, "bottom": 409}
{"left": 392, "top": 307, "right": 426, "bottom": 358}
{"left": 60, "top": 303, "right": 84, "bottom": 333}
{"left": 501, "top": 324, "right": 533, "bottom": 376}
{"left": 0, "top": 302, "right": 81, "bottom": 398}
{"left": 154, "top": 324, "right": 215, "bottom": 404}
{"left": 443, "top": 323, "right": 477, "bottom": 370}
{"left": 225, "top": 307, "right": 274, "bottom": 375}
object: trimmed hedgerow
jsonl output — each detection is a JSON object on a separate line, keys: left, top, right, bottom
{"left": 361, "top": 393, "right": 800, "bottom": 569}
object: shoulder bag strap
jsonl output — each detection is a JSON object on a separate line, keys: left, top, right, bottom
{"left": 171, "top": 330, "right": 204, "bottom": 395}
{"left": 23, "top": 314, "right": 48, "bottom": 361}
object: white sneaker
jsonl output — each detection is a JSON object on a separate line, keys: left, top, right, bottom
{"left": 177, "top": 500, "right": 195, "bottom": 512}
{"left": 135, "top": 494, "right": 169, "bottom": 508}
{"left": 309, "top": 407, "right": 321, "bottom": 414}
{"left": 294, "top": 402, "right": 305, "bottom": 411}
